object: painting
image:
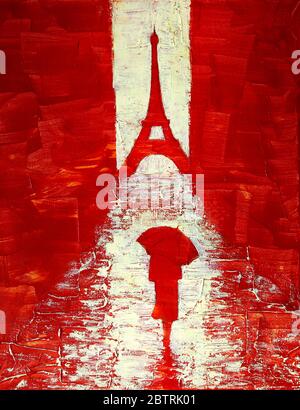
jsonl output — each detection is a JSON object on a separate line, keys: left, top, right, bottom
{"left": 0, "top": 0, "right": 300, "bottom": 391}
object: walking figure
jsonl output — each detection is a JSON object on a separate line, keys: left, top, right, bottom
{"left": 138, "top": 226, "right": 198, "bottom": 346}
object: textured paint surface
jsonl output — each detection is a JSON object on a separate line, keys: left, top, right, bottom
{"left": 113, "top": 0, "right": 191, "bottom": 167}
{"left": 0, "top": 0, "right": 300, "bottom": 391}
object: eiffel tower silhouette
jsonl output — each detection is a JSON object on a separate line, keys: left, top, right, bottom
{"left": 124, "top": 29, "right": 190, "bottom": 176}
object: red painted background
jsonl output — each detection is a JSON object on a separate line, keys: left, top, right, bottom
{"left": 0, "top": 0, "right": 299, "bottom": 389}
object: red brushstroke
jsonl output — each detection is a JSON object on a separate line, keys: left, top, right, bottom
{"left": 0, "top": 0, "right": 299, "bottom": 390}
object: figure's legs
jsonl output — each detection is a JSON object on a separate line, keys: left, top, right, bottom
{"left": 152, "top": 281, "right": 178, "bottom": 321}
{"left": 152, "top": 281, "right": 178, "bottom": 347}
{"left": 162, "top": 320, "right": 173, "bottom": 348}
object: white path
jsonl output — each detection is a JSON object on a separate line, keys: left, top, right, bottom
{"left": 59, "top": 201, "right": 230, "bottom": 389}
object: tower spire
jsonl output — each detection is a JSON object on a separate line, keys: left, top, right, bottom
{"left": 144, "top": 28, "right": 168, "bottom": 123}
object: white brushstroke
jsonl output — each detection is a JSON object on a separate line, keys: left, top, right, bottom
{"left": 58, "top": 0, "right": 242, "bottom": 390}
{"left": 112, "top": 0, "right": 191, "bottom": 168}
{"left": 104, "top": 206, "right": 222, "bottom": 388}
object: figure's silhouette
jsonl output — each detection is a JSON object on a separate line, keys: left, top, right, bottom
{"left": 149, "top": 343, "right": 182, "bottom": 390}
{"left": 138, "top": 226, "right": 198, "bottom": 346}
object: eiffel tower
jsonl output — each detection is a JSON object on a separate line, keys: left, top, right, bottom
{"left": 124, "top": 29, "right": 190, "bottom": 176}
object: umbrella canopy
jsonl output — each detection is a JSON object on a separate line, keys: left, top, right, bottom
{"left": 137, "top": 226, "right": 198, "bottom": 266}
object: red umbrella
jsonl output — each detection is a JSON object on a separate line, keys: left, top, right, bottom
{"left": 137, "top": 226, "right": 198, "bottom": 265}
